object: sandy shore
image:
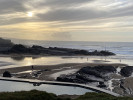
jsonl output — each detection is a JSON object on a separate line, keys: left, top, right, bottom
{"left": 0, "top": 63, "right": 126, "bottom": 81}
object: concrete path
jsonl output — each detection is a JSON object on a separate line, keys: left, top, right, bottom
{"left": 0, "top": 77, "right": 121, "bottom": 97}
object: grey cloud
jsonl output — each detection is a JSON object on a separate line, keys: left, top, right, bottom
{"left": 0, "top": 17, "right": 34, "bottom": 25}
{"left": 108, "top": 5, "right": 133, "bottom": 18}
{"left": 37, "top": 1, "right": 133, "bottom": 23}
{"left": 38, "top": 0, "right": 94, "bottom": 8}
{"left": 38, "top": 8, "right": 106, "bottom": 22}
{"left": 1, "top": 0, "right": 133, "bottom": 28}
{"left": 0, "top": 0, "right": 27, "bottom": 14}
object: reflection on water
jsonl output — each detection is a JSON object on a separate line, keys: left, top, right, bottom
{"left": 11, "top": 56, "right": 25, "bottom": 61}
{"left": 0, "top": 55, "right": 132, "bottom": 69}
{"left": 0, "top": 80, "right": 92, "bottom": 95}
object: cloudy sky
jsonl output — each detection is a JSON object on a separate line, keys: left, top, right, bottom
{"left": 0, "top": 0, "right": 133, "bottom": 41}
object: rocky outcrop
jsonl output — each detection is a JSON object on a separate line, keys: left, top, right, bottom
{"left": 9, "top": 44, "right": 27, "bottom": 53}
{"left": 77, "top": 66, "right": 116, "bottom": 79}
{"left": 1, "top": 44, "right": 115, "bottom": 56}
{"left": 120, "top": 66, "right": 133, "bottom": 77}
{"left": 57, "top": 66, "right": 116, "bottom": 84}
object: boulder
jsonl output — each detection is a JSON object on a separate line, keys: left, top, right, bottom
{"left": 3, "top": 71, "right": 11, "bottom": 77}
{"left": 97, "top": 82, "right": 106, "bottom": 88}
{"left": 120, "top": 66, "right": 133, "bottom": 77}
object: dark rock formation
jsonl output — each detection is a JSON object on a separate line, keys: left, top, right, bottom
{"left": 3, "top": 71, "right": 11, "bottom": 77}
{"left": 1, "top": 44, "right": 115, "bottom": 56}
{"left": 9, "top": 44, "right": 28, "bottom": 53}
{"left": 99, "top": 50, "right": 115, "bottom": 56}
{"left": 77, "top": 66, "right": 116, "bottom": 79}
{"left": 71, "top": 50, "right": 89, "bottom": 55}
{"left": 97, "top": 82, "right": 106, "bottom": 88}
{"left": 120, "top": 66, "right": 133, "bottom": 77}
{"left": 57, "top": 65, "right": 116, "bottom": 84}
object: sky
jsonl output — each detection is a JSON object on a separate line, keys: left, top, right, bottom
{"left": 0, "top": 0, "right": 133, "bottom": 42}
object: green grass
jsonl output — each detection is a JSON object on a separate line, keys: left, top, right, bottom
{"left": 0, "top": 90, "right": 132, "bottom": 100}
{"left": 0, "top": 90, "right": 68, "bottom": 100}
{"left": 75, "top": 92, "right": 133, "bottom": 100}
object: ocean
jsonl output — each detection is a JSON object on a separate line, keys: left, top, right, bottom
{"left": 12, "top": 39, "right": 133, "bottom": 58}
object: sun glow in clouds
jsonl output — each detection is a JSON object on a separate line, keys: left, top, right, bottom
{"left": 27, "top": 12, "right": 33, "bottom": 17}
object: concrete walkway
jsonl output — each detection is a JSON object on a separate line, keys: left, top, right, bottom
{"left": 0, "top": 77, "right": 121, "bottom": 97}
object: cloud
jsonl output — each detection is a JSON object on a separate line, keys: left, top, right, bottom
{"left": 37, "top": 0, "right": 94, "bottom": 8}
{"left": 0, "top": 0, "right": 27, "bottom": 14}
{"left": 1, "top": 0, "right": 133, "bottom": 26}
{"left": 0, "top": 0, "right": 133, "bottom": 41}
{"left": 38, "top": 8, "right": 107, "bottom": 22}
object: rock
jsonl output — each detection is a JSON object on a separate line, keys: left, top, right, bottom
{"left": 119, "top": 78, "right": 133, "bottom": 96}
{"left": 120, "top": 66, "right": 133, "bottom": 77}
{"left": 77, "top": 65, "right": 116, "bottom": 79}
{"left": 9, "top": 44, "right": 28, "bottom": 53}
{"left": 31, "top": 45, "right": 45, "bottom": 49}
{"left": 57, "top": 65, "right": 116, "bottom": 84}
{"left": 97, "top": 82, "right": 106, "bottom": 88}
{"left": 113, "top": 87, "right": 124, "bottom": 95}
{"left": 99, "top": 50, "right": 115, "bottom": 56}
{"left": 3, "top": 71, "right": 11, "bottom": 77}
{"left": 72, "top": 50, "right": 89, "bottom": 55}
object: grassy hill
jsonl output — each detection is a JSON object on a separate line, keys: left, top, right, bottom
{"left": 0, "top": 90, "right": 132, "bottom": 100}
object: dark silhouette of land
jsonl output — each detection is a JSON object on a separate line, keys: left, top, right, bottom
{"left": 0, "top": 44, "right": 115, "bottom": 56}
{"left": 0, "top": 38, "right": 115, "bottom": 56}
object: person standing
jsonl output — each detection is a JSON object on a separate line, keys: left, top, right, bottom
{"left": 31, "top": 65, "right": 34, "bottom": 70}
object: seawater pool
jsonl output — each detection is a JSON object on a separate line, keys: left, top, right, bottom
{"left": 0, "top": 80, "right": 93, "bottom": 95}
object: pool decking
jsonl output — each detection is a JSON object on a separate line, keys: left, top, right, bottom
{"left": 0, "top": 77, "right": 121, "bottom": 97}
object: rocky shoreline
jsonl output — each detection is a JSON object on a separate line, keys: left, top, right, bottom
{"left": 56, "top": 65, "right": 133, "bottom": 96}
{"left": 0, "top": 44, "right": 115, "bottom": 56}
{"left": 57, "top": 65, "right": 116, "bottom": 84}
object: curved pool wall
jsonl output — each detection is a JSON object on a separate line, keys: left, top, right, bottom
{"left": 0, "top": 77, "right": 121, "bottom": 97}
{"left": 0, "top": 80, "right": 92, "bottom": 95}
